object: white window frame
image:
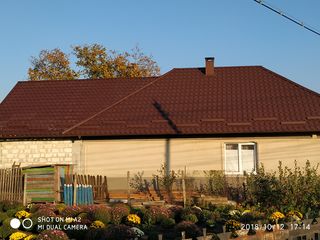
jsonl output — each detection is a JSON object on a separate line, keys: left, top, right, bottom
{"left": 224, "top": 142, "right": 257, "bottom": 175}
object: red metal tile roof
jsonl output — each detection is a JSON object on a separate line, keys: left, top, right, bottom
{"left": 1, "top": 66, "right": 320, "bottom": 138}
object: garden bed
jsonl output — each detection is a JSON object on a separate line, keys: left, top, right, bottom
{"left": 0, "top": 200, "right": 319, "bottom": 240}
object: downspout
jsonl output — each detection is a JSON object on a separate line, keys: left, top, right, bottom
{"left": 165, "top": 138, "right": 170, "bottom": 175}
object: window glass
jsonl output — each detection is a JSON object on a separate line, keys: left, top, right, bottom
{"left": 225, "top": 143, "right": 256, "bottom": 174}
{"left": 241, "top": 144, "right": 255, "bottom": 173}
{"left": 225, "top": 144, "right": 239, "bottom": 172}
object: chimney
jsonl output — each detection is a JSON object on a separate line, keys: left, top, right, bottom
{"left": 205, "top": 57, "right": 215, "bottom": 76}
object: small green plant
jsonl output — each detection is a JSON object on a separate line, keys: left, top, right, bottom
{"left": 160, "top": 217, "right": 175, "bottom": 229}
{"left": 182, "top": 213, "right": 198, "bottom": 223}
{"left": 154, "top": 163, "right": 179, "bottom": 196}
{"left": 203, "top": 170, "right": 226, "bottom": 196}
{"left": 130, "top": 171, "right": 150, "bottom": 194}
{"left": 0, "top": 218, "right": 15, "bottom": 239}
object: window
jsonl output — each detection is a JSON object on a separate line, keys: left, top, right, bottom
{"left": 225, "top": 143, "right": 257, "bottom": 174}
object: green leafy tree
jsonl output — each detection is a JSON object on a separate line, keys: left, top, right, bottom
{"left": 28, "top": 49, "right": 78, "bottom": 80}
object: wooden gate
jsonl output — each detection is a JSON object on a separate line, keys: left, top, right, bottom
{"left": 0, "top": 167, "right": 23, "bottom": 202}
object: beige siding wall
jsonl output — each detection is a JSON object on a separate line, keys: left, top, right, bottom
{"left": 83, "top": 140, "right": 166, "bottom": 177}
{"left": 83, "top": 136, "right": 320, "bottom": 178}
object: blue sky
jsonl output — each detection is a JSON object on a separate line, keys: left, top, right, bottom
{"left": 0, "top": 0, "right": 319, "bottom": 101}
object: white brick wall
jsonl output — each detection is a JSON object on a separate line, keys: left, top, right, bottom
{"left": 0, "top": 140, "right": 75, "bottom": 168}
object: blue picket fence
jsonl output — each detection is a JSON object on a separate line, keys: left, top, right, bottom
{"left": 63, "top": 184, "right": 94, "bottom": 206}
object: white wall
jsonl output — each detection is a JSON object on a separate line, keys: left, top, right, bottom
{"left": 0, "top": 140, "right": 77, "bottom": 168}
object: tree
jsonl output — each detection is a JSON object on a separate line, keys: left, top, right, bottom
{"left": 73, "top": 44, "right": 160, "bottom": 78}
{"left": 28, "top": 49, "right": 78, "bottom": 80}
{"left": 27, "top": 44, "right": 160, "bottom": 80}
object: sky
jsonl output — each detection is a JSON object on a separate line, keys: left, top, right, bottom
{"left": 0, "top": 0, "right": 319, "bottom": 101}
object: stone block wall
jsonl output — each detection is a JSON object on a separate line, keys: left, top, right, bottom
{"left": 0, "top": 140, "right": 74, "bottom": 168}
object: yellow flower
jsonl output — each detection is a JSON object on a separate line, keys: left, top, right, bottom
{"left": 287, "top": 210, "right": 303, "bottom": 220}
{"left": 91, "top": 220, "right": 106, "bottom": 229}
{"left": 24, "top": 235, "right": 37, "bottom": 240}
{"left": 15, "top": 210, "right": 30, "bottom": 219}
{"left": 127, "top": 214, "right": 141, "bottom": 225}
{"left": 65, "top": 217, "right": 75, "bottom": 223}
{"left": 9, "top": 232, "right": 27, "bottom": 240}
{"left": 270, "top": 211, "right": 285, "bottom": 220}
{"left": 242, "top": 210, "right": 251, "bottom": 215}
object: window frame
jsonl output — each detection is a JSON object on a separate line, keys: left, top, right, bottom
{"left": 224, "top": 142, "right": 257, "bottom": 175}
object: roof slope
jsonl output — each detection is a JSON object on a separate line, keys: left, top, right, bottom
{"left": 1, "top": 66, "right": 320, "bottom": 138}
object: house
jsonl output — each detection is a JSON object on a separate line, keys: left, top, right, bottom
{"left": 1, "top": 57, "right": 320, "bottom": 181}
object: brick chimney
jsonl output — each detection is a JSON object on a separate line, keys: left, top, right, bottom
{"left": 205, "top": 57, "right": 214, "bottom": 76}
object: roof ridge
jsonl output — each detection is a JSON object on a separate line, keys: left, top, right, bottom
{"left": 260, "top": 67, "right": 320, "bottom": 98}
{"left": 17, "top": 76, "right": 158, "bottom": 84}
{"left": 62, "top": 69, "right": 174, "bottom": 135}
{"left": 173, "top": 65, "right": 263, "bottom": 70}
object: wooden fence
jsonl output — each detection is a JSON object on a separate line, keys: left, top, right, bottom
{"left": 0, "top": 167, "right": 23, "bottom": 202}
{"left": 65, "top": 174, "right": 108, "bottom": 201}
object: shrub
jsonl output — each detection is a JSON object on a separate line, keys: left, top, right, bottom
{"left": 168, "top": 205, "right": 183, "bottom": 221}
{"left": 174, "top": 221, "right": 201, "bottom": 239}
{"left": 244, "top": 161, "right": 320, "bottom": 215}
{"left": 84, "top": 228, "right": 106, "bottom": 240}
{"left": 2, "top": 201, "right": 24, "bottom": 212}
{"left": 130, "top": 171, "right": 149, "bottom": 194}
{"left": 36, "top": 230, "right": 69, "bottom": 240}
{"left": 6, "top": 209, "right": 19, "bottom": 217}
{"left": 0, "top": 212, "right": 8, "bottom": 224}
{"left": 160, "top": 217, "right": 175, "bottom": 229}
{"left": 32, "top": 208, "right": 56, "bottom": 219}
{"left": 91, "top": 206, "right": 111, "bottom": 225}
{"left": 104, "top": 224, "right": 135, "bottom": 240}
{"left": 182, "top": 214, "right": 198, "bottom": 223}
{"left": 81, "top": 205, "right": 99, "bottom": 215}
{"left": 61, "top": 206, "right": 81, "bottom": 218}
{"left": 145, "top": 206, "right": 171, "bottom": 224}
{"left": 110, "top": 205, "right": 129, "bottom": 225}
{"left": 203, "top": 170, "right": 226, "bottom": 196}
{"left": 0, "top": 218, "right": 15, "bottom": 239}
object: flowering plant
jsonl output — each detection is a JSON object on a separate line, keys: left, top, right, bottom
{"left": 9, "top": 232, "right": 27, "bottom": 240}
{"left": 287, "top": 210, "right": 303, "bottom": 221}
{"left": 111, "top": 205, "right": 129, "bottom": 225}
{"left": 15, "top": 210, "right": 31, "bottom": 219}
{"left": 65, "top": 217, "right": 77, "bottom": 223}
{"left": 61, "top": 206, "right": 81, "bottom": 217}
{"left": 146, "top": 206, "right": 171, "bottom": 224}
{"left": 36, "top": 230, "right": 69, "bottom": 240}
{"left": 90, "top": 220, "right": 106, "bottom": 229}
{"left": 24, "top": 235, "right": 37, "bottom": 240}
{"left": 270, "top": 211, "right": 285, "bottom": 221}
{"left": 225, "top": 219, "right": 241, "bottom": 232}
{"left": 126, "top": 214, "right": 141, "bottom": 225}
